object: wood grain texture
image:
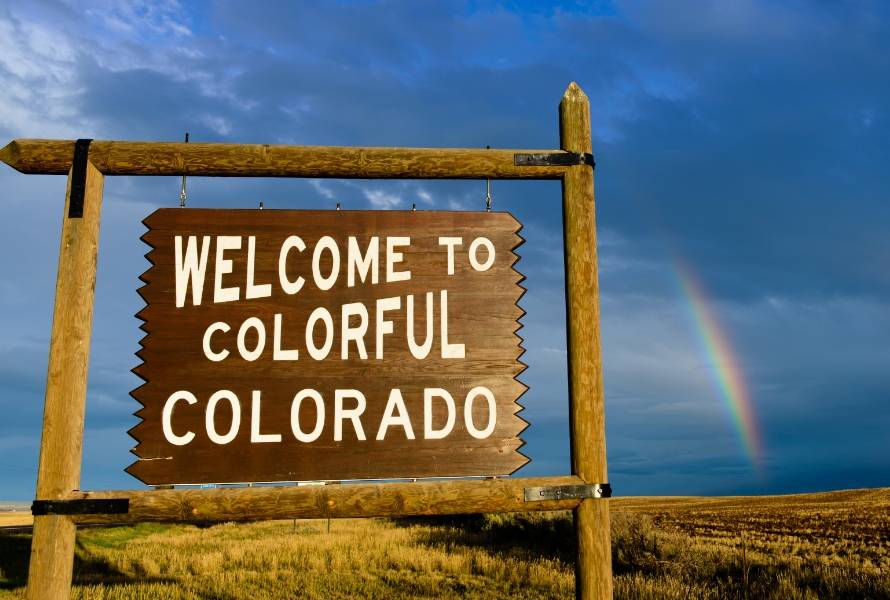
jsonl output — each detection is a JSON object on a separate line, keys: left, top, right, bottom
{"left": 26, "top": 516, "right": 76, "bottom": 599}
{"left": 129, "top": 209, "right": 528, "bottom": 485}
{"left": 28, "top": 161, "right": 104, "bottom": 600}
{"left": 0, "top": 139, "right": 569, "bottom": 179}
{"left": 66, "top": 476, "right": 584, "bottom": 524}
{"left": 560, "top": 82, "right": 613, "bottom": 600}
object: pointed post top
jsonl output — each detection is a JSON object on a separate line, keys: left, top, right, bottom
{"left": 0, "top": 140, "right": 16, "bottom": 170}
{"left": 559, "top": 82, "right": 591, "bottom": 153}
{"left": 562, "top": 81, "right": 588, "bottom": 102}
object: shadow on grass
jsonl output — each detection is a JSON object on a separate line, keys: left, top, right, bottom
{"left": 391, "top": 513, "right": 577, "bottom": 565}
{"left": 0, "top": 533, "right": 31, "bottom": 589}
{"left": 73, "top": 536, "right": 178, "bottom": 587}
{"left": 392, "top": 513, "right": 890, "bottom": 600}
{"left": 0, "top": 528, "right": 179, "bottom": 591}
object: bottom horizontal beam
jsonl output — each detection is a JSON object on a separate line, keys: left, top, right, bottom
{"left": 61, "top": 476, "right": 586, "bottom": 525}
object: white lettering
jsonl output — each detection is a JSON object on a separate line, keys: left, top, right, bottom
{"left": 202, "top": 322, "right": 230, "bottom": 362}
{"left": 469, "top": 237, "right": 496, "bottom": 272}
{"left": 341, "top": 302, "right": 369, "bottom": 360}
{"left": 213, "top": 236, "right": 241, "bottom": 303}
{"left": 334, "top": 389, "right": 367, "bottom": 441}
{"left": 440, "top": 290, "right": 465, "bottom": 358}
{"left": 424, "top": 388, "right": 456, "bottom": 439}
{"left": 312, "top": 235, "right": 340, "bottom": 290}
{"left": 291, "top": 389, "right": 325, "bottom": 442}
{"left": 162, "top": 391, "right": 196, "bottom": 446}
{"left": 174, "top": 235, "right": 210, "bottom": 307}
{"left": 278, "top": 236, "right": 306, "bottom": 295}
{"left": 407, "top": 292, "right": 434, "bottom": 359}
{"left": 236, "top": 316, "right": 266, "bottom": 361}
{"left": 273, "top": 313, "right": 299, "bottom": 360}
{"left": 375, "top": 296, "right": 400, "bottom": 359}
{"left": 438, "top": 237, "right": 462, "bottom": 275}
{"left": 464, "top": 386, "right": 496, "bottom": 439}
{"left": 206, "top": 390, "right": 240, "bottom": 445}
{"left": 306, "top": 307, "right": 334, "bottom": 360}
{"left": 245, "top": 236, "right": 272, "bottom": 299}
{"left": 376, "top": 388, "right": 415, "bottom": 440}
{"left": 347, "top": 236, "right": 379, "bottom": 287}
{"left": 386, "top": 237, "right": 411, "bottom": 282}
{"left": 250, "top": 390, "right": 281, "bottom": 443}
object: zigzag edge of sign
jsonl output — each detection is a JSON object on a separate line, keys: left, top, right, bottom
{"left": 127, "top": 211, "right": 531, "bottom": 481}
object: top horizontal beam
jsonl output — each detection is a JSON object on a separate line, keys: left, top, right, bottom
{"left": 0, "top": 139, "right": 574, "bottom": 179}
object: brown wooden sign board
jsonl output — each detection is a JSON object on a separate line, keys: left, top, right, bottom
{"left": 129, "top": 209, "right": 528, "bottom": 485}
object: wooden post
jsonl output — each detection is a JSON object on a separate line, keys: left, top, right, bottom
{"left": 560, "top": 82, "right": 612, "bottom": 599}
{"left": 27, "top": 156, "right": 104, "bottom": 600}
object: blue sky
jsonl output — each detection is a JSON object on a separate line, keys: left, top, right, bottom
{"left": 0, "top": 0, "right": 888, "bottom": 499}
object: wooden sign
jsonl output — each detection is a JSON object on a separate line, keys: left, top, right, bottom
{"left": 9, "top": 84, "right": 611, "bottom": 600}
{"left": 128, "top": 209, "right": 529, "bottom": 484}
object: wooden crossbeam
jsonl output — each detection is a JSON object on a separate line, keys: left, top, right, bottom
{"left": 0, "top": 140, "right": 571, "bottom": 179}
{"left": 51, "top": 476, "right": 585, "bottom": 525}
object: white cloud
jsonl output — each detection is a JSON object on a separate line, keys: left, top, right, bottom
{"left": 362, "top": 187, "right": 403, "bottom": 209}
{"left": 447, "top": 197, "right": 469, "bottom": 210}
{"left": 86, "top": 0, "right": 192, "bottom": 39}
{"left": 309, "top": 179, "right": 335, "bottom": 200}
{"left": 416, "top": 188, "right": 434, "bottom": 206}
{"left": 0, "top": 16, "right": 85, "bottom": 137}
{"left": 199, "top": 114, "right": 233, "bottom": 136}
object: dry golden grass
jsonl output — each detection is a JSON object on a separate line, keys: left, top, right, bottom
{"left": 0, "top": 516, "right": 29, "bottom": 529}
{"left": 0, "top": 518, "right": 573, "bottom": 599}
{"left": 0, "top": 488, "right": 887, "bottom": 599}
{"left": 608, "top": 488, "right": 889, "bottom": 599}
{"left": 615, "top": 488, "right": 889, "bottom": 575}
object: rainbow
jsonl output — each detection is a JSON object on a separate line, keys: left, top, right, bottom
{"left": 674, "top": 260, "right": 763, "bottom": 470}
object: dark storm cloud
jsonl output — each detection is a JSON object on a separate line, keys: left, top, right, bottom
{"left": 591, "top": 1, "right": 890, "bottom": 300}
{"left": 77, "top": 64, "right": 234, "bottom": 141}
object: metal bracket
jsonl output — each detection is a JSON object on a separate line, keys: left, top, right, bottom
{"left": 32, "top": 498, "right": 129, "bottom": 516}
{"left": 68, "top": 138, "right": 93, "bottom": 218}
{"left": 524, "top": 483, "right": 612, "bottom": 502}
{"left": 514, "top": 152, "right": 595, "bottom": 168}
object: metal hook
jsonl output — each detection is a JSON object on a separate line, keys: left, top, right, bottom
{"left": 179, "top": 132, "right": 189, "bottom": 208}
{"left": 485, "top": 145, "right": 492, "bottom": 212}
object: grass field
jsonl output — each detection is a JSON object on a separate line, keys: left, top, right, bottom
{"left": 0, "top": 488, "right": 887, "bottom": 599}
{"left": 0, "top": 515, "right": 29, "bottom": 529}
